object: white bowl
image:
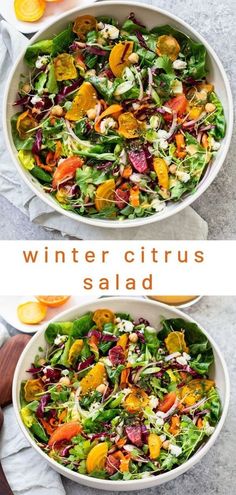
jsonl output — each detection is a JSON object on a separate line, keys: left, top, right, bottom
{"left": 3, "top": 1, "right": 233, "bottom": 230}
{"left": 13, "top": 297, "right": 230, "bottom": 491}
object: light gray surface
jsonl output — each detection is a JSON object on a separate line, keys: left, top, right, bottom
{"left": 3, "top": 296, "right": 236, "bottom": 495}
{"left": 0, "top": 0, "right": 235, "bottom": 240}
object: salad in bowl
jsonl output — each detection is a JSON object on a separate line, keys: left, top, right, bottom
{"left": 18, "top": 305, "right": 222, "bottom": 482}
{"left": 11, "top": 10, "right": 226, "bottom": 222}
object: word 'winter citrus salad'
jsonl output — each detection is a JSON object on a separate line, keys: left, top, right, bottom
{"left": 20, "top": 309, "right": 221, "bottom": 480}
{"left": 12, "top": 13, "right": 226, "bottom": 221}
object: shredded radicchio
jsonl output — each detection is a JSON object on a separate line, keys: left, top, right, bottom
{"left": 14, "top": 95, "right": 30, "bottom": 107}
{"left": 96, "top": 161, "right": 113, "bottom": 171}
{"left": 129, "top": 12, "right": 146, "bottom": 29}
{"left": 55, "top": 79, "right": 82, "bottom": 104}
{"left": 36, "top": 393, "right": 51, "bottom": 419}
{"left": 101, "top": 334, "right": 118, "bottom": 342}
{"left": 84, "top": 45, "right": 109, "bottom": 57}
{"left": 108, "top": 345, "right": 126, "bottom": 365}
{"left": 88, "top": 329, "right": 102, "bottom": 340}
{"left": 44, "top": 367, "right": 61, "bottom": 382}
{"left": 27, "top": 366, "right": 42, "bottom": 374}
{"left": 77, "top": 355, "right": 94, "bottom": 372}
{"left": 32, "top": 129, "right": 43, "bottom": 155}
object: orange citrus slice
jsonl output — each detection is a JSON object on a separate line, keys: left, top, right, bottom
{"left": 36, "top": 296, "right": 70, "bottom": 307}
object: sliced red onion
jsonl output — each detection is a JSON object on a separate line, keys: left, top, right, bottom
{"left": 147, "top": 68, "right": 153, "bottom": 96}
{"left": 165, "top": 111, "right": 177, "bottom": 139}
{"left": 182, "top": 119, "right": 198, "bottom": 129}
{"left": 182, "top": 397, "right": 207, "bottom": 413}
{"left": 157, "top": 398, "right": 179, "bottom": 419}
{"left": 61, "top": 444, "right": 73, "bottom": 457}
{"left": 195, "top": 408, "right": 210, "bottom": 417}
{"left": 96, "top": 161, "right": 113, "bottom": 170}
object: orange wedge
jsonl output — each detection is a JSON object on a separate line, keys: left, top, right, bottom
{"left": 14, "top": 0, "right": 46, "bottom": 22}
{"left": 36, "top": 296, "right": 70, "bottom": 307}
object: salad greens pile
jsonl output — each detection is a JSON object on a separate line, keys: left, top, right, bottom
{"left": 20, "top": 308, "right": 221, "bottom": 480}
{"left": 12, "top": 13, "right": 226, "bottom": 221}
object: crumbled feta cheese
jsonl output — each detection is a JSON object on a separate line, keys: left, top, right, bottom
{"left": 165, "top": 352, "right": 181, "bottom": 362}
{"left": 209, "top": 136, "right": 221, "bottom": 151}
{"left": 160, "top": 434, "right": 166, "bottom": 442}
{"left": 35, "top": 55, "right": 49, "bottom": 69}
{"left": 150, "top": 115, "right": 160, "bottom": 129}
{"left": 100, "top": 117, "right": 117, "bottom": 134}
{"left": 97, "top": 21, "right": 104, "bottom": 30}
{"left": 186, "top": 144, "right": 198, "bottom": 156}
{"left": 117, "top": 319, "right": 134, "bottom": 333}
{"left": 155, "top": 415, "right": 164, "bottom": 426}
{"left": 149, "top": 395, "right": 159, "bottom": 409}
{"left": 156, "top": 411, "right": 166, "bottom": 419}
{"left": 157, "top": 130, "right": 169, "bottom": 140}
{"left": 176, "top": 171, "right": 191, "bottom": 183}
{"left": 169, "top": 444, "right": 182, "bottom": 457}
{"left": 183, "top": 352, "right": 191, "bottom": 361}
{"left": 151, "top": 198, "right": 166, "bottom": 212}
{"left": 173, "top": 59, "right": 187, "bottom": 70}
{"left": 156, "top": 129, "right": 169, "bottom": 150}
{"left": 132, "top": 102, "right": 140, "bottom": 111}
{"left": 172, "top": 79, "right": 183, "bottom": 94}
{"left": 54, "top": 334, "right": 67, "bottom": 346}
{"left": 31, "top": 95, "right": 43, "bottom": 105}
{"left": 130, "top": 173, "right": 144, "bottom": 184}
{"left": 100, "top": 24, "right": 119, "bottom": 40}
{"left": 101, "top": 357, "right": 113, "bottom": 367}
{"left": 176, "top": 356, "right": 188, "bottom": 366}
{"left": 205, "top": 421, "right": 215, "bottom": 436}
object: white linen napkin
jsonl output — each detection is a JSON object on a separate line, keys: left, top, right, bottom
{"left": 0, "top": 324, "right": 66, "bottom": 495}
{"left": 0, "top": 20, "right": 208, "bottom": 240}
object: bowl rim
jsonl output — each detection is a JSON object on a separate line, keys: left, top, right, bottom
{"left": 12, "top": 296, "right": 230, "bottom": 488}
{"left": 3, "top": 1, "right": 234, "bottom": 229}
